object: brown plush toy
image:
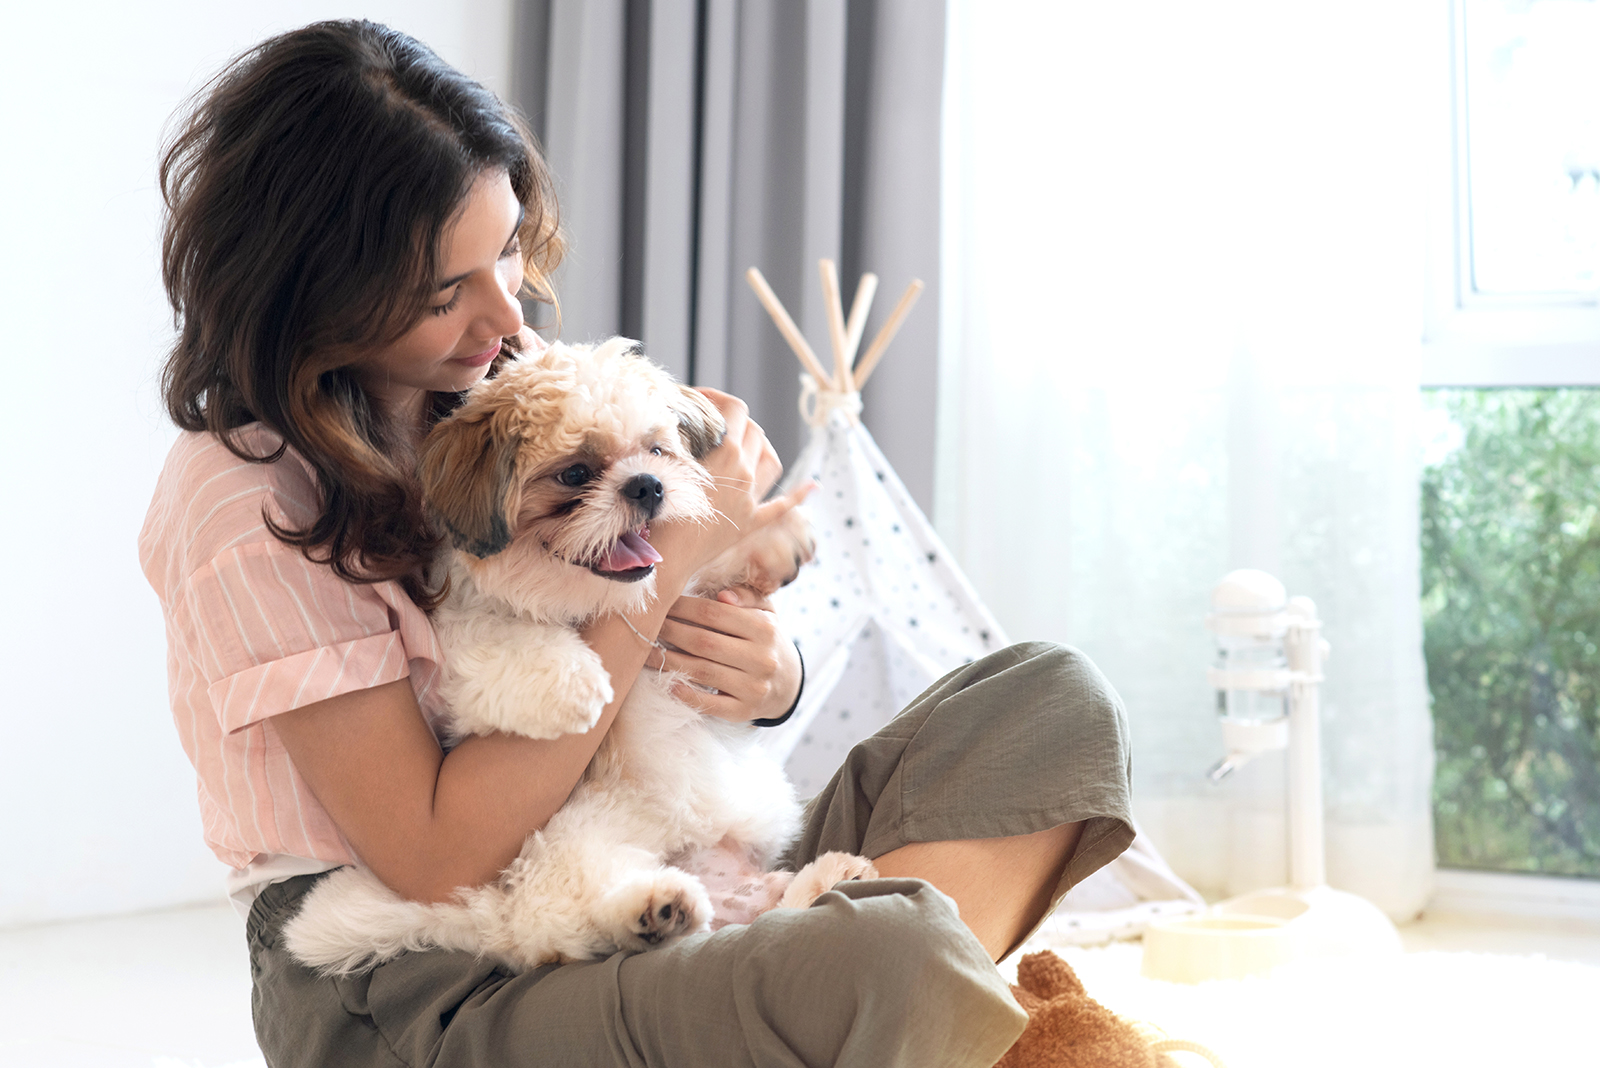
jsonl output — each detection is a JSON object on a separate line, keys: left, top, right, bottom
{"left": 994, "top": 951, "right": 1188, "bottom": 1068}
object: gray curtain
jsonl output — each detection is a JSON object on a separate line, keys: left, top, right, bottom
{"left": 510, "top": 0, "right": 944, "bottom": 510}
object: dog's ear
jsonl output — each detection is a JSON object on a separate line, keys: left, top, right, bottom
{"left": 673, "top": 386, "right": 726, "bottom": 461}
{"left": 418, "top": 408, "right": 523, "bottom": 557}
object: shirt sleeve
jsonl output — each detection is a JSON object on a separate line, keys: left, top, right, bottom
{"left": 176, "top": 540, "right": 413, "bottom": 734}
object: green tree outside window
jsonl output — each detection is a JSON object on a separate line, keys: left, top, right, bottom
{"left": 1423, "top": 388, "right": 1600, "bottom": 877}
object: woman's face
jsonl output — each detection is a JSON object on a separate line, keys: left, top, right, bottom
{"left": 352, "top": 168, "right": 526, "bottom": 422}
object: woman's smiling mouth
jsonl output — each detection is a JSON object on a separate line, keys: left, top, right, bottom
{"left": 452, "top": 341, "right": 503, "bottom": 368}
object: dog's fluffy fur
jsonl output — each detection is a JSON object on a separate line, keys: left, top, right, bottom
{"left": 282, "top": 337, "right": 873, "bottom": 975}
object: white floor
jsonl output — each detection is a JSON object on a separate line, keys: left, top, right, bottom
{"left": 4, "top": 900, "right": 1599, "bottom": 1068}
{"left": 0, "top": 903, "right": 259, "bottom": 1068}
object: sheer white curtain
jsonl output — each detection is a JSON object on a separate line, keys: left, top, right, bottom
{"left": 938, "top": 1, "right": 1437, "bottom": 919}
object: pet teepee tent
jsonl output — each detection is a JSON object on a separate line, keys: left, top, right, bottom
{"left": 746, "top": 261, "right": 1202, "bottom": 938}
{"left": 745, "top": 262, "right": 1007, "bottom": 794}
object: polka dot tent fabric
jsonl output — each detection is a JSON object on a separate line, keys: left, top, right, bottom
{"left": 762, "top": 402, "right": 1009, "bottom": 794}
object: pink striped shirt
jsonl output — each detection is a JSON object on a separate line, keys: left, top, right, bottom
{"left": 140, "top": 425, "right": 447, "bottom": 870}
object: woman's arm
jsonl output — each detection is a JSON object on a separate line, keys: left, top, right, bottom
{"left": 270, "top": 561, "right": 681, "bottom": 903}
{"left": 272, "top": 391, "right": 793, "bottom": 903}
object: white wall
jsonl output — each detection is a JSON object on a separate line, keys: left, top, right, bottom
{"left": 0, "top": 0, "right": 512, "bottom": 927}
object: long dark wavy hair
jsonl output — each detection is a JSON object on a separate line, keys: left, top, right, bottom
{"left": 159, "top": 19, "right": 562, "bottom": 607}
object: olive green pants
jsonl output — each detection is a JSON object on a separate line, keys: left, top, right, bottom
{"left": 247, "top": 642, "right": 1134, "bottom": 1067}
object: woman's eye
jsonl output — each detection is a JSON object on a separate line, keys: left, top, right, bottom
{"left": 431, "top": 288, "right": 462, "bottom": 316}
{"left": 557, "top": 464, "right": 593, "bottom": 487}
{"left": 500, "top": 239, "right": 522, "bottom": 260}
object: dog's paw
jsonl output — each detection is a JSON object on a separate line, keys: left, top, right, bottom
{"left": 540, "top": 678, "right": 612, "bottom": 737}
{"left": 603, "top": 869, "right": 713, "bottom": 952}
{"left": 692, "top": 506, "right": 817, "bottom": 599}
{"left": 446, "top": 679, "right": 611, "bottom": 742}
{"left": 439, "top": 636, "right": 614, "bottom": 741}
{"left": 745, "top": 505, "right": 818, "bottom": 593}
{"left": 777, "top": 852, "right": 879, "bottom": 910}
{"left": 511, "top": 647, "right": 614, "bottom": 738}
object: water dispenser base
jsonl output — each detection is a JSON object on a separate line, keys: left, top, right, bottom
{"left": 1141, "top": 884, "right": 1400, "bottom": 983}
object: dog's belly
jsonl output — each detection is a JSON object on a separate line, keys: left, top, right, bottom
{"left": 582, "top": 674, "right": 802, "bottom": 860}
{"left": 668, "top": 837, "right": 794, "bottom": 930}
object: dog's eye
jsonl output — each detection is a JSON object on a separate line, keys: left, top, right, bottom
{"left": 556, "top": 464, "right": 594, "bottom": 487}
{"left": 650, "top": 445, "right": 664, "bottom": 457}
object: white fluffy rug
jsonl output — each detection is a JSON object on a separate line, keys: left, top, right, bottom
{"left": 1007, "top": 938, "right": 1598, "bottom": 1068}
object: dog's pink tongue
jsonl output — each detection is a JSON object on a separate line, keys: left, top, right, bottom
{"left": 598, "top": 531, "right": 662, "bottom": 572}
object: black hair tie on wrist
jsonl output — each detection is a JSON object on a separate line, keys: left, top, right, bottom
{"left": 751, "top": 641, "right": 803, "bottom": 727}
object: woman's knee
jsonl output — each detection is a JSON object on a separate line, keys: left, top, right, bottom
{"left": 772, "top": 878, "right": 1026, "bottom": 1066}
{"left": 1005, "top": 641, "right": 1119, "bottom": 709}
{"left": 1027, "top": 645, "right": 1128, "bottom": 753}
{"left": 805, "top": 877, "right": 979, "bottom": 971}
{"left": 935, "top": 641, "right": 1130, "bottom": 754}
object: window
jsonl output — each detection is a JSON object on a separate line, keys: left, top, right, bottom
{"left": 1423, "top": 0, "right": 1600, "bottom": 387}
{"left": 1424, "top": 1, "right": 1600, "bottom": 880}
{"left": 1458, "top": 0, "right": 1600, "bottom": 300}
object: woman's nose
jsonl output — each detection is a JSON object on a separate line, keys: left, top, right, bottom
{"left": 480, "top": 274, "right": 524, "bottom": 337}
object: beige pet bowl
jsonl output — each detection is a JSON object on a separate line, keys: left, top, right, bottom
{"left": 1139, "top": 914, "right": 1294, "bottom": 983}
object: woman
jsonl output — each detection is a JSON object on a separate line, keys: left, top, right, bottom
{"left": 140, "top": 19, "right": 1133, "bottom": 1067}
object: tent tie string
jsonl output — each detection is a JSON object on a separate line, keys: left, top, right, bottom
{"left": 798, "top": 372, "right": 862, "bottom": 428}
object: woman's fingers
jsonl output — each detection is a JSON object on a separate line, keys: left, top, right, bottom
{"left": 777, "top": 478, "right": 818, "bottom": 509}
{"left": 698, "top": 388, "right": 771, "bottom": 484}
{"left": 693, "top": 388, "right": 787, "bottom": 543}
{"left": 655, "top": 591, "right": 796, "bottom": 723}
{"left": 696, "top": 387, "right": 749, "bottom": 444}
{"left": 748, "top": 484, "right": 809, "bottom": 532}
{"left": 655, "top": 642, "right": 769, "bottom": 720}
{"left": 667, "top": 680, "right": 747, "bottom": 720}
{"left": 659, "top": 601, "right": 776, "bottom": 671}
{"left": 727, "top": 412, "right": 770, "bottom": 491}
{"left": 658, "top": 645, "right": 747, "bottom": 699}
{"left": 753, "top": 429, "right": 782, "bottom": 498}
{"left": 716, "top": 586, "right": 775, "bottom": 612}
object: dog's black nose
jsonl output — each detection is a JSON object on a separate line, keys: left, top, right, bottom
{"left": 620, "top": 473, "right": 664, "bottom": 519}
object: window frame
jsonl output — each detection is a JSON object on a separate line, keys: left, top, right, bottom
{"left": 1430, "top": 868, "right": 1600, "bottom": 922}
{"left": 1422, "top": 0, "right": 1600, "bottom": 387}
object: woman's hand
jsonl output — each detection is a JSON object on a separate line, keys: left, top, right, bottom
{"left": 655, "top": 587, "right": 803, "bottom": 723}
{"left": 652, "top": 390, "right": 790, "bottom": 575}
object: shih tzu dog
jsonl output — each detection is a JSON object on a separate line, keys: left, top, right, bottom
{"left": 283, "top": 337, "right": 875, "bottom": 975}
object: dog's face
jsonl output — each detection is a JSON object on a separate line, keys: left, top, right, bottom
{"left": 419, "top": 337, "right": 726, "bottom": 620}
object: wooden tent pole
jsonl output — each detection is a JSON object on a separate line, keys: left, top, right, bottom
{"left": 852, "top": 279, "right": 924, "bottom": 390}
{"left": 744, "top": 267, "right": 834, "bottom": 388}
{"left": 842, "top": 272, "right": 879, "bottom": 373}
{"left": 819, "top": 259, "right": 852, "bottom": 392}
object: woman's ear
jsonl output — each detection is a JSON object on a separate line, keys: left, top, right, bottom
{"left": 673, "top": 386, "right": 727, "bottom": 461}
{"left": 418, "top": 408, "right": 522, "bottom": 557}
